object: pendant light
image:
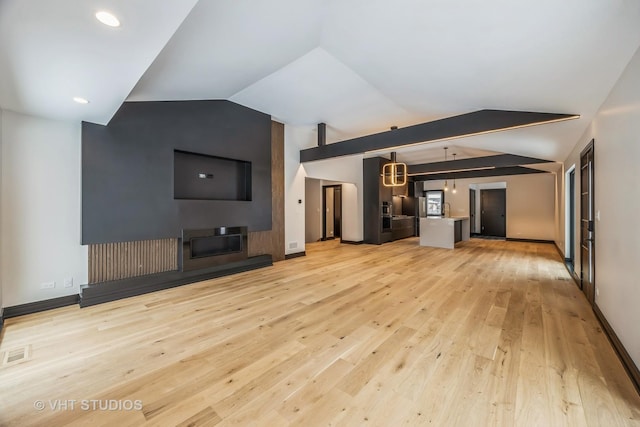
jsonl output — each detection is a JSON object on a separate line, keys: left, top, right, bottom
{"left": 443, "top": 147, "right": 449, "bottom": 192}
{"left": 382, "top": 152, "right": 407, "bottom": 187}
{"left": 452, "top": 153, "right": 457, "bottom": 194}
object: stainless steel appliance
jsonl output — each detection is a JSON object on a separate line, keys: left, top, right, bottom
{"left": 418, "top": 190, "right": 445, "bottom": 217}
{"left": 381, "top": 201, "right": 392, "bottom": 232}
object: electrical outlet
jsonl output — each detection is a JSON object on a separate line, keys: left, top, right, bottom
{"left": 64, "top": 277, "right": 73, "bottom": 288}
{"left": 596, "top": 287, "right": 600, "bottom": 296}
{"left": 41, "top": 281, "right": 56, "bottom": 289}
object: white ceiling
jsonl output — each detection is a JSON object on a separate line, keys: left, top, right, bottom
{"left": 1, "top": 0, "right": 639, "bottom": 162}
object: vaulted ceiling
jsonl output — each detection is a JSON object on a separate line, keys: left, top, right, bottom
{"left": 1, "top": 0, "right": 639, "bottom": 164}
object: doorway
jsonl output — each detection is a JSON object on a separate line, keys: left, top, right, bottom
{"left": 480, "top": 189, "right": 506, "bottom": 238}
{"left": 322, "top": 185, "right": 342, "bottom": 240}
{"left": 580, "top": 140, "right": 595, "bottom": 305}
{"left": 469, "top": 189, "right": 476, "bottom": 234}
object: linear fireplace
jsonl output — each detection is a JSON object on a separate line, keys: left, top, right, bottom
{"left": 181, "top": 226, "right": 248, "bottom": 272}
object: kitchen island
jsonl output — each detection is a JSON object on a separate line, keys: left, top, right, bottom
{"left": 419, "top": 216, "right": 470, "bottom": 249}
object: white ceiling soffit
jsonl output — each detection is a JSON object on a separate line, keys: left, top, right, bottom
{"left": 0, "top": 0, "right": 199, "bottom": 125}
{"left": 128, "top": 0, "right": 326, "bottom": 102}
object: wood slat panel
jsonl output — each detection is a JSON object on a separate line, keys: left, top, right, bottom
{"left": 88, "top": 238, "right": 178, "bottom": 283}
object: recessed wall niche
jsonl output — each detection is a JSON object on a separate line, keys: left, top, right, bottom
{"left": 173, "top": 150, "right": 252, "bottom": 201}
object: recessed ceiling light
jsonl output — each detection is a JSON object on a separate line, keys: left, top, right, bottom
{"left": 73, "top": 97, "right": 89, "bottom": 104}
{"left": 95, "top": 11, "right": 120, "bottom": 27}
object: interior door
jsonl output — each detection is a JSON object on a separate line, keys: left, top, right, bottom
{"left": 469, "top": 189, "right": 476, "bottom": 234}
{"left": 580, "top": 141, "right": 595, "bottom": 304}
{"left": 481, "top": 189, "right": 506, "bottom": 237}
{"left": 333, "top": 186, "right": 342, "bottom": 238}
{"left": 322, "top": 185, "right": 342, "bottom": 240}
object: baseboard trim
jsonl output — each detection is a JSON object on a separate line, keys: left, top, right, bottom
{"left": 593, "top": 304, "right": 640, "bottom": 395}
{"left": 284, "top": 251, "right": 306, "bottom": 260}
{"left": 341, "top": 240, "right": 364, "bottom": 245}
{"left": 506, "top": 238, "right": 556, "bottom": 244}
{"left": 80, "top": 255, "right": 272, "bottom": 308}
{"left": 3, "top": 294, "right": 80, "bottom": 319}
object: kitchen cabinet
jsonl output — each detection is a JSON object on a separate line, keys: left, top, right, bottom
{"left": 391, "top": 216, "right": 415, "bottom": 241}
{"left": 364, "top": 157, "right": 393, "bottom": 244}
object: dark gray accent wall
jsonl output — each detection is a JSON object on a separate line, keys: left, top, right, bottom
{"left": 82, "top": 100, "right": 272, "bottom": 245}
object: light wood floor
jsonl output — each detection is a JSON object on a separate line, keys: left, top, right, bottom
{"left": 1, "top": 238, "right": 639, "bottom": 426}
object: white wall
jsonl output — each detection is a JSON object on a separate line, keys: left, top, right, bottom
{"left": 284, "top": 125, "right": 364, "bottom": 254}
{"left": 557, "top": 45, "right": 640, "bottom": 368}
{"left": 0, "top": 108, "right": 3, "bottom": 313}
{"left": 424, "top": 173, "right": 556, "bottom": 240}
{"left": 1, "top": 110, "right": 87, "bottom": 306}
{"left": 304, "top": 178, "right": 322, "bottom": 243}
{"left": 340, "top": 182, "right": 359, "bottom": 241}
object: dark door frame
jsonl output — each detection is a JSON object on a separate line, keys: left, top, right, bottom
{"left": 322, "top": 185, "right": 342, "bottom": 241}
{"left": 580, "top": 139, "right": 595, "bottom": 305}
{"left": 567, "top": 167, "right": 576, "bottom": 270}
{"left": 469, "top": 189, "right": 476, "bottom": 234}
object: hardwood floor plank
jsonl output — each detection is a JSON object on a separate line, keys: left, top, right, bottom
{"left": 1, "top": 238, "right": 639, "bottom": 426}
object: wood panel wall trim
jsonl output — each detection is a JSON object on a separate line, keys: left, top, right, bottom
{"left": 271, "top": 121, "right": 285, "bottom": 261}
{"left": 88, "top": 238, "right": 178, "bottom": 284}
{"left": 593, "top": 304, "right": 640, "bottom": 395}
{"left": 248, "top": 121, "right": 285, "bottom": 261}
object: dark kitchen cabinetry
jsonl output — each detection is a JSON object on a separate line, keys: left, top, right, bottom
{"left": 364, "top": 157, "right": 417, "bottom": 244}
{"left": 391, "top": 180, "right": 408, "bottom": 197}
{"left": 391, "top": 217, "right": 415, "bottom": 241}
{"left": 364, "top": 157, "right": 393, "bottom": 244}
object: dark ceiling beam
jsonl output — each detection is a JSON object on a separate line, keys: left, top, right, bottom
{"left": 299, "top": 109, "right": 579, "bottom": 162}
{"left": 411, "top": 166, "right": 548, "bottom": 181}
{"left": 407, "top": 154, "right": 553, "bottom": 175}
